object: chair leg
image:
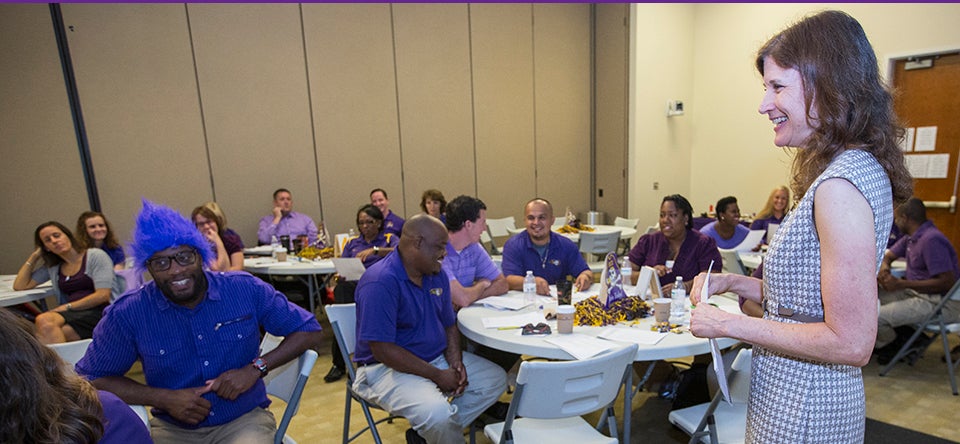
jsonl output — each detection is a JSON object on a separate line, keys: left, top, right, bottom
{"left": 879, "top": 326, "right": 929, "bottom": 376}
{"left": 941, "top": 327, "right": 958, "bottom": 396}
{"left": 342, "top": 389, "right": 352, "bottom": 444}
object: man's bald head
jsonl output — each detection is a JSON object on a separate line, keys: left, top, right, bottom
{"left": 399, "top": 214, "right": 449, "bottom": 278}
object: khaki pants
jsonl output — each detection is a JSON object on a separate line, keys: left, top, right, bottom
{"left": 877, "top": 288, "right": 960, "bottom": 348}
{"left": 150, "top": 407, "right": 276, "bottom": 444}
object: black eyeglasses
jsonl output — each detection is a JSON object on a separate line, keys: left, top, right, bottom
{"left": 147, "top": 250, "right": 198, "bottom": 271}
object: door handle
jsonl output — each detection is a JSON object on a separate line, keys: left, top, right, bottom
{"left": 923, "top": 195, "right": 956, "bottom": 213}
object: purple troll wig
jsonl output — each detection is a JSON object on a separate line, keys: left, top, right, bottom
{"left": 130, "top": 199, "right": 213, "bottom": 272}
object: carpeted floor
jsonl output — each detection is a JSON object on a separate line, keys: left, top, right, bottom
{"left": 865, "top": 418, "right": 959, "bottom": 444}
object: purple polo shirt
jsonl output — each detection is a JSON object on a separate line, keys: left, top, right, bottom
{"left": 77, "top": 271, "right": 321, "bottom": 429}
{"left": 699, "top": 221, "right": 750, "bottom": 250}
{"left": 442, "top": 242, "right": 501, "bottom": 284}
{"left": 342, "top": 232, "right": 398, "bottom": 268}
{"left": 98, "top": 390, "right": 153, "bottom": 443}
{"left": 383, "top": 211, "right": 405, "bottom": 237}
{"left": 257, "top": 211, "right": 319, "bottom": 245}
{"left": 628, "top": 229, "right": 722, "bottom": 286}
{"left": 354, "top": 251, "right": 454, "bottom": 365}
{"left": 501, "top": 231, "right": 589, "bottom": 284}
{"left": 750, "top": 214, "right": 786, "bottom": 245}
{"left": 889, "top": 220, "right": 960, "bottom": 284}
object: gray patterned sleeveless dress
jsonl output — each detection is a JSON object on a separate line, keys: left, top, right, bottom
{"left": 747, "top": 150, "right": 892, "bottom": 443}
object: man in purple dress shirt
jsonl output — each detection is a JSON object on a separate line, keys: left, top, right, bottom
{"left": 77, "top": 200, "right": 322, "bottom": 443}
{"left": 371, "top": 188, "right": 405, "bottom": 237}
{"left": 257, "top": 188, "right": 319, "bottom": 246}
{"left": 876, "top": 198, "right": 960, "bottom": 364}
{"left": 442, "top": 196, "right": 507, "bottom": 309}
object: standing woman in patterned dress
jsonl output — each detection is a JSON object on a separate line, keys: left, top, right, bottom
{"left": 689, "top": 10, "right": 912, "bottom": 443}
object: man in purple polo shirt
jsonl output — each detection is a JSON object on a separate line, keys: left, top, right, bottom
{"left": 876, "top": 198, "right": 960, "bottom": 364}
{"left": 371, "top": 187, "right": 405, "bottom": 237}
{"left": 501, "top": 198, "right": 592, "bottom": 295}
{"left": 77, "top": 200, "right": 322, "bottom": 443}
{"left": 353, "top": 215, "right": 506, "bottom": 444}
{"left": 442, "top": 195, "right": 507, "bottom": 309}
{"left": 257, "top": 188, "right": 319, "bottom": 245}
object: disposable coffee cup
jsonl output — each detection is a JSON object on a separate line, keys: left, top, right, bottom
{"left": 557, "top": 305, "right": 575, "bottom": 334}
{"left": 653, "top": 298, "right": 672, "bottom": 323}
{"left": 665, "top": 260, "right": 675, "bottom": 272}
{"left": 276, "top": 249, "right": 288, "bottom": 262}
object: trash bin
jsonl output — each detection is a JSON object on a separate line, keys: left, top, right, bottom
{"left": 584, "top": 211, "right": 605, "bottom": 226}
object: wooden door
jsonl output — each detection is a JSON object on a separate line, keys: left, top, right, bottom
{"left": 892, "top": 52, "right": 960, "bottom": 249}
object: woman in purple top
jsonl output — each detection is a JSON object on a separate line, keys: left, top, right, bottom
{"left": 14, "top": 222, "right": 118, "bottom": 344}
{"left": 750, "top": 186, "right": 790, "bottom": 244}
{"left": 76, "top": 211, "right": 126, "bottom": 270}
{"left": 420, "top": 188, "right": 447, "bottom": 224}
{"left": 192, "top": 202, "right": 245, "bottom": 271}
{"left": 325, "top": 204, "right": 399, "bottom": 383}
{"left": 628, "top": 194, "right": 722, "bottom": 293}
{"left": 0, "top": 308, "right": 152, "bottom": 444}
{"left": 699, "top": 196, "right": 752, "bottom": 250}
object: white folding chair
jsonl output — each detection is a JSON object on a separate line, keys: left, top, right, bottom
{"left": 47, "top": 338, "right": 93, "bottom": 367}
{"left": 260, "top": 333, "right": 320, "bottom": 444}
{"left": 880, "top": 279, "right": 960, "bottom": 395}
{"left": 478, "top": 344, "right": 638, "bottom": 444}
{"left": 669, "top": 348, "right": 753, "bottom": 444}
{"left": 613, "top": 217, "right": 639, "bottom": 255}
{"left": 578, "top": 231, "right": 622, "bottom": 272}
{"left": 486, "top": 217, "right": 518, "bottom": 253}
{"left": 47, "top": 339, "right": 152, "bottom": 428}
{"left": 324, "top": 303, "right": 399, "bottom": 443}
{"left": 718, "top": 249, "right": 748, "bottom": 276}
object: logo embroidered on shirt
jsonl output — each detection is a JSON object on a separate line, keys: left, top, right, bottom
{"left": 430, "top": 288, "right": 444, "bottom": 297}
{"left": 549, "top": 259, "right": 560, "bottom": 266}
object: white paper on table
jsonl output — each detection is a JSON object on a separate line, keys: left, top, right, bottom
{"left": 700, "top": 264, "right": 732, "bottom": 405}
{"left": 544, "top": 334, "right": 619, "bottom": 360}
{"left": 332, "top": 257, "right": 366, "bottom": 281}
{"left": 733, "top": 230, "right": 765, "bottom": 252}
{"left": 479, "top": 295, "right": 532, "bottom": 311}
{"left": 634, "top": 266, "right": 661, "bottom": 300}
{"left": 598, "top": 327, "right": 667, "bottom": 345}
{"left": 481, "top": 312, "right": 545, "bottom": 329}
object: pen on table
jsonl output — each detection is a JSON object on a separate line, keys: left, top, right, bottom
{"left": 497, "top": 326, "right": 522, "bottom": 330}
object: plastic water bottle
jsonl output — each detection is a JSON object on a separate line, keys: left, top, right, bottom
{"left": 523, "top": 271, "right": 536, "bottom": 306}
{"left": 670, "top": 276, "right": 687, "bottom": 324}
{"left": 270, "top": 235, "right": 279, "bottom": 259}
{"left": 620, "top": 256, "right": 632, "bottom": 286}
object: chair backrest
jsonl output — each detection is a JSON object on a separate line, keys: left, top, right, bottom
{"left": 47, "top": 338, "right": 93, "bottom": 367}
{"left": 260, "top": 333, "right": 319, "bottom": 444}
{"left": 578, "top": 231, "right": 621, "bottom": 255}
{"left": 644, "top": 224, "right": 659, "bottom": 235}
{"left": 325, "top": 303, "right": 358, "bottom": 380}
{"left": 718, "top": 249, "right": 747, "bottom": 276}
{"left": 486, "top": 216, "right": 517, "bottom": 238}
{"left": 614, "top": 217, "right": 639, "bottom": 229}
{"left": 512, "top": 344, "right": 637, "bottom": 419}
{"left": 552, "top": 217, "right": 565, "bottom": 228}
{"left": 728, "top": 348, "right": 753, "bottom": 403}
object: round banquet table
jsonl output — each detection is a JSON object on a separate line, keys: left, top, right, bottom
{"left": 458, "top": 284, "right": 742, "bottom": 443}
{"left": 552, "top": 224, "right": 637, "bottom": 243}
{"left": 243, "top": 257, "right": 335, "bottom": 314}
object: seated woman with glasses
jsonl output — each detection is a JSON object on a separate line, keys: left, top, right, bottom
{"left": 324, "top": 204, "right": 399, "bottom": 383}
{"left": 12, "top": 222, "right": 121, "bottom": 344}
{"left": 626, "top": 194, "right": 722, "bottom": 294}
{"left": 76, "top": 211, "right": 126, "bottom": 271}
{"left": 191, "top": 202, "right": 245, "bottom": 271}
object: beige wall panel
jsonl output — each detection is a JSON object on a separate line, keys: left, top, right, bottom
{"left": 188, "top": 4, "right": 318, "bottom": 246}
{"left": 393, "top": 4, "right": 476, "bottom": 216}
{"left": 471, "top": 4, "right": 536, "bottom": 220}
{"left": 302, "top": 4, "right": 402, "bottom": 236}
{"left": 0, "top": 5, "right": 88, "bottom": 273}
{"left": 594, "top": 4, "right": 630, "bottom": 223}
{"left": 62, "top": 4, "right": 210, "bottom": 247}
{"left": 533, "top": 4, "right": 592, "bottom": 219}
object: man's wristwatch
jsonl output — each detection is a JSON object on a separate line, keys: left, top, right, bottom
{"left": 251, "top": 357, "right": 268, "bottom": 378}
{"left": 374, "top": 246, "right": 380, "bottom": 254}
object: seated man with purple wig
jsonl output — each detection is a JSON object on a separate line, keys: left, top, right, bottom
{"left": 77, "top": 200, "right": 322, "bottom": 444}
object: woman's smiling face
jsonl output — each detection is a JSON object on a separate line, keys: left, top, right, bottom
{"left": 758, "top": 56, "right": 817, "bottom": 148}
